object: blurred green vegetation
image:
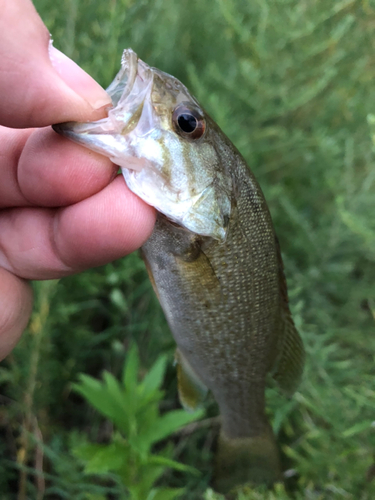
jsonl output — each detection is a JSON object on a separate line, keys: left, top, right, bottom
{"left": 1, "top": 0, "right": 375, "bottom": 498}
{"left": 72, "top": 344, "right": 203, "bottom": 500}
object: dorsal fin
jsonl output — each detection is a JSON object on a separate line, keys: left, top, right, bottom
{"left": 272, "top": 237, "right": 305, "bottom": 396}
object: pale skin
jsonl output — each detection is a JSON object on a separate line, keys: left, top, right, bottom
{"left": 0, "top": 0, "right": 156, "bottom": 360}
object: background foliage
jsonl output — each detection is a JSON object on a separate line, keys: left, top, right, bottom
{"left": 1, "top": 0, "right": 375, "bottom": 498}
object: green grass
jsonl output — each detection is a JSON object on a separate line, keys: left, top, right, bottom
{"left": 1, "top": 0, "right": 375, "bottom": 498}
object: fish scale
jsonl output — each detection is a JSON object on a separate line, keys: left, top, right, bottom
{"left": 54, "top": 48, "right": 304, "bottom": 494}
{"left": 141, "top": 155, "right": 282, "bottom": 476}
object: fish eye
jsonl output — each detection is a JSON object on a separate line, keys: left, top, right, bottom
{"left": 172, "top": 103, "right": 205, "bottom": 139}
{"left": 178, "top": 113, "right": 197, "bottom": 133}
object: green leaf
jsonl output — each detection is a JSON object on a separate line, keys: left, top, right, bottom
{"left": 141, "top": 354, "right": 168, "bottom": 394}
{"left": 122, "top": 343, "right": 140, "bottom": 391}
{"left": 141, "top": 409, "right": 204, "bottom": 447}
{"left": 127, "top": 464, "right": 166, "bottom": 497}
{"left": 72, "top": 375, "right": 129, "bottom": 434}
{"left": 102, "top": 371, "right": 133, "bottom": 423}
{"left": 147, "top": 488, "right": 184, "bottom": 500}
{"left": 102, "top": 371, "right": 124, "bottom": 402}
{"left": 342, "top": 420, "right": 373, "bottom": 438}
{"left": 148, "top": 454, "right": 200, "bottom": 475}
{"left": 73, "top": 441, "right": 128, "bottom": 474}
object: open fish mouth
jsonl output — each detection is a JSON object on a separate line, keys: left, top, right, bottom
{"left": 53, "top": 49, "right": 154, "bottom": 171}
{"left": 54, "top": 49, "right": 231, "bottom": 242}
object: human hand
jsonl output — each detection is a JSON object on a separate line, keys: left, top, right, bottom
{"left": 0, "top": 0, "right": 156, "bottom": 360}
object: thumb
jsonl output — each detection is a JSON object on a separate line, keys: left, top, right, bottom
{"left": 0, "top": 0, "right": 112, "bottom": 128}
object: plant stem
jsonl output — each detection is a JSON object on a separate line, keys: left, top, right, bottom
{"left": 17, "top": 281, "right": 57, "bottom": 500}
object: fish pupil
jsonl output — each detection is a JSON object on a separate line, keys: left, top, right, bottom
{"left": 178, "top": 113, "right": 197, "bottom": 133}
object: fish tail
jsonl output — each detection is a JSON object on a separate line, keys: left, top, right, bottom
{"left": 213, "top": 425, "right": 281, "bottom": 494}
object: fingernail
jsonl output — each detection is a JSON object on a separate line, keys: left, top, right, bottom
{"left": 48, "top": 41, "right": 112, "bottom": 110}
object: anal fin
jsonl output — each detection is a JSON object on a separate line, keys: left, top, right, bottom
{"left": 175, "top": 349, "right": 208, "bottom": 411}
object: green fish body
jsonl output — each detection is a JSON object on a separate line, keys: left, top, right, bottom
{"left": 141, "top": 149, "right": 303, "bottom": 492}
{"left": 54, "top": 49, "right": 304, "bottom": 493}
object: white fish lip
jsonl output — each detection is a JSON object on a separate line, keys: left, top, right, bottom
{"left": 53, "top": 48, "right": 154, "bottom": 170}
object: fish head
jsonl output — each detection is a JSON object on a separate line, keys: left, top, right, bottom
{"left": 54, "top": 49, "right": 232, "bottom": 241}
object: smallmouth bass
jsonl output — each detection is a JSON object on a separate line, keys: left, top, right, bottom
{"left": 54, "top": 49, "right": 304, "bottom": 493}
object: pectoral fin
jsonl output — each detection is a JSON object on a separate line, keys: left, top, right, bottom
{"left": 175, "top": 349, "right": 208, "bottom": 411}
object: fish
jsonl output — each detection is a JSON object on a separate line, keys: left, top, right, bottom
{"left": 53, "top": 48, "right": 304, "bottom": 494}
